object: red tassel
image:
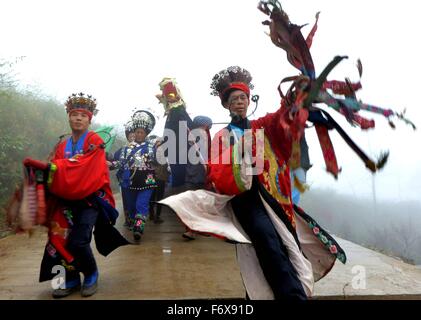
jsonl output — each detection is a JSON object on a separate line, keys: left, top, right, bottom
{"left": 18, "top": 175, "right": 31, "bottom": 231}
{"left": 27, "top": 170, "right": 37, "bottom": 228}
{"left": 36, "top": 184, "right": 47, "bottom": 225}
{"left": 315, "top": 124, "right": 339, "bottom": 178}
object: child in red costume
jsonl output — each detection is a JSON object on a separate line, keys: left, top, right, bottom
{"left": 24, "top": 93, "right": 129, "bottom": 298}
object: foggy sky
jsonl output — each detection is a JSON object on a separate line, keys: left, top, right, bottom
{"left": 1, "top": 0, "right": 420, "bottom": 203}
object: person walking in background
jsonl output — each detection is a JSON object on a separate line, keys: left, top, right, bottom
{"left": 156, "top": 78, "right": 193, "bottom": 195}
{"left": 148, "top": 135, "right": 170, "bottom": 224}
{"left": 113, "top": 110, "right": 157, "bottom": 241}
{"left": 108, "top": 120, "right": 136, "bottom": 228}
{"left": 182, "top": 115, "right": 213, "bottom": 240}
{"left": 185, "top": 115, "right": 213, "bottom": 190}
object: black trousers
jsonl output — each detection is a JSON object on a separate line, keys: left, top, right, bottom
{"left": 66, "top": 207, "right": 98, "bottom": 280}
{"left": 231, "top": 186, "right": 307, "bottom": 300}
{"left": 150, "top": 180, "right": 166, "bottom": 217}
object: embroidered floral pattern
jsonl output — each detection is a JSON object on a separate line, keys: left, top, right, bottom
{"left": 329, "top": 245, "right": 338, "bottom": 254}
{"left": 145, "top": 174, "right": 156, "bottom": 185}
{"left": 63, "top": 209, "right": 73, "bottom": 227}
{"left": 46, "top": 243, "right": 57, "bottom": 257}
{"left": 61, "top": 259, "right": 76, "bottom": 271}
{"left": 47, "top": 163, "right": 57, "bottom": 188}
{"left": 231, "top": 143, "right": 248, "bottom": 193}
{"left": 306, "top": 215, "right": 346, "bottom": 264}
{"left": 263, "top": 136, "right": 291, "bottom": 206}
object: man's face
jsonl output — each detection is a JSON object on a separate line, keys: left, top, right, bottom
{"left": 224, "top": 90, "right": 249, "bottom": 119}
{"left": 69, "top": 111, "right": 90, "bottom": 133}
{"left": 134, "top": 128, "right": 147, "bottom": 143}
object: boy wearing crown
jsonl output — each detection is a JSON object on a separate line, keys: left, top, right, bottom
{"left": 113, "top": 110, "right": 157, "bottom": 241}
{"left": 160, "top": 67, "right": 346, "bottom": 300}
{"left": 23, "top": 93, "right": 129, "bottom": 298}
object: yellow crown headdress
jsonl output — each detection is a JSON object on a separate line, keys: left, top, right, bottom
{"left": 65, "top": 92, "right": 98, "bottom": 115}
{"left": 156, "top": 78, "right": 186, "bottom": 115}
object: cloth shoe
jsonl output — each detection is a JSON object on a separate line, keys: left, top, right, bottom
{"left": 81, "top": 270, "right": 98, "bottom": 297}
{"left": 52, "top": 277, "right": 81, "bottom": 299}
{"left": 133, "top": 215, "right": 146, "bottom": 241}
{"left": 182, "top": 230, "right": 196, "bottom": 240}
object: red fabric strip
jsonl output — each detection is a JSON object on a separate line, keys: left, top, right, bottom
{"left": 315, "top": 124, "right": 339, "bottom": 178}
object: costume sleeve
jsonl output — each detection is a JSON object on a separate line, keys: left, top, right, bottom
{"left": 53, "top": 141, "right": 65, "bottom": 160}
{"left": 252, "top": 102, "right": 308, "bottom": 162}
{"left": 50, "top": 237, "right": 74, "bottom": 263}
{"left": 49, "top": 135, "right": 109, "bottom": 200}
{"left": 207, "top": 130, "right": 252, "bottom": 195}
{"left": 109, "top": 147, "right": 123, "bottom": 170}
{"left": 148, "top": 143, "right": 156, "bottom": 162}
{"left": 113, "top": 148, "right": 122, "bottom": 161}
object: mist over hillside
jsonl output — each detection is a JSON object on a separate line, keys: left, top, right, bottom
{"left": 301, "top": 188, "right": 421, "bottom": 265}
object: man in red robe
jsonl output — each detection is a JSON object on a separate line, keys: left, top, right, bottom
{"left": 161, "top": 67, "right": 346, "bottom": 300}
{"left": 24, "top": 93, "right": 128, "bottom": 298}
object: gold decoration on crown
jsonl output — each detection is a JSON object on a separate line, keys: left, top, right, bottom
{"left": 156, "top": 78, "right": 186, "bottom": 115}
{"left": 65, "top": 92, "right": 98, "bottom": 115}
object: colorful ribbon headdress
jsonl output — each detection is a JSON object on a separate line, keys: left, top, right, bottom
{"left": 258, "top": 0, "right": 416, "bottom": 178}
